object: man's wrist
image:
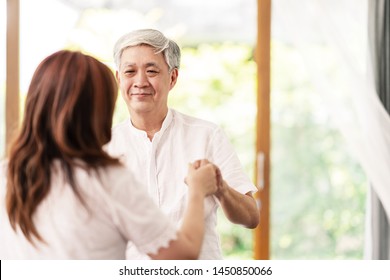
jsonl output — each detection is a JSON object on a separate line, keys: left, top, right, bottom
{"left": 215, "top": 180, "right": 228, "bottom": 199}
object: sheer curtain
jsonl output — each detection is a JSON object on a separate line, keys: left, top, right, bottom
{"left": 272, "top": 0, "right": 390, "bottom": 259}
{"left": 367, "top": 0, "right": 390, "bottom": 259}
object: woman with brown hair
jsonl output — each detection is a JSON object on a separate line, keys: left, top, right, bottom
{"left": 0, "top": 50, "right": 219, "bottom": 259}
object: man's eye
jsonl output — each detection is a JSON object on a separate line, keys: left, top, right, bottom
{"left": 125, "top": 70, "right": 135, "bottom": 74}
{"left": 147, "top": 70, "right": 158, "bottom": 74}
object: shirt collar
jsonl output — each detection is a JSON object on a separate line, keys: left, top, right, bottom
{"left": 127, "top": 108, "right": 174, "bottom": 139}
{"left": 159, "top": 108, "right": 173, "bottom": 136}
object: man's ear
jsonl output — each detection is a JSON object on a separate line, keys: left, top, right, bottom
{"left": 169, "top": 68, "right": 179, "bottom": 89}
{"left": 115, "top": 70, "right": 120, "bottom": 82}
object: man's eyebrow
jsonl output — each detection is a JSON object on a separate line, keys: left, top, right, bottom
{"left": 122, "top": 62, "right": 135, "bottom": 68}
{"left": 145, "top": 62, "right": 160, "bottom": 68}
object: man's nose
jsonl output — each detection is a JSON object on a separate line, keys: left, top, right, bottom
{"left": 134, "top": 72, "right": 149, "bottom": 87}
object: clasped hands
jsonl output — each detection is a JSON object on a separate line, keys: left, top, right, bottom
{"left": 185, "top": 159, "right": 225, "bottom": 198}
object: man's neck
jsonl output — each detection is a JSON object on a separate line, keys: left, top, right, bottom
{"left": 130, "top": 109, "right": 168, "bottom": 141}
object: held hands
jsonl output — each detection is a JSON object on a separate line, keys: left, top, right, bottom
{"left": 185, "top": 159, "right": 220, "bottom": 197}
{"left": 192, "top": 159, "right": 226, "bottom": 198}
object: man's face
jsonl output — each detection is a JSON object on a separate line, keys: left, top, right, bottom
{"left": 116, "top": 45, "right": 178, "bottom": 116}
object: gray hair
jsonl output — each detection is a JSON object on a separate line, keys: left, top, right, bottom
{"left": 113, "top": 29, "right": 181, "bottom": 71}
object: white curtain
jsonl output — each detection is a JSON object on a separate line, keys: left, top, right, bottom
{"left": 366, "top": 0, "right": 390, "bottom": 259}
{"left": 272, "top": 0, "right": 390, "bottom": 258}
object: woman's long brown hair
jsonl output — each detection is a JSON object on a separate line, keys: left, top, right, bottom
{"left": 6, "top": 50, "right": 120, "bottom": 243}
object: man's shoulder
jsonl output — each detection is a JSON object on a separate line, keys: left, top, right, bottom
{"left": 106, "top": 119, "right": 131, "bottom": 153}
{"left": 171, "top": 109, "right": 219, "bottom": 130}
{"left": 112, "top": 118, "right": 130, "bottom": 132}
{"left": 111, "top": 119, "right": 132, "bottom": 140}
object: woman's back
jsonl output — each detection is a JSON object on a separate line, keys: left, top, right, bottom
{"left": 0, "top": 161, "right": 176, "bottom": 259}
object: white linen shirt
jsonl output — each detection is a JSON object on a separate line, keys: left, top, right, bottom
{"left": 0, "top": 161, "right": 177, "bottom": 259}
{"left": 106, "top": 109, "right": 257, "bottom": 259}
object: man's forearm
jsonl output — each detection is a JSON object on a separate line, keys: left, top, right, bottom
{"left": 216, "top": 181, "right": 259, "bottom": 228}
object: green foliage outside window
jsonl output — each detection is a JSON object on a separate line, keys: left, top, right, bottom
{"left": 271, "top": 41, "right": 367, "bottom": 259}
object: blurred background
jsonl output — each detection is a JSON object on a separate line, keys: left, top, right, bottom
{"left": 3, "top": 0, "right": 381, "bottom": 259}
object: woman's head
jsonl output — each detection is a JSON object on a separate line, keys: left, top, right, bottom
{"left": 25, "top": 50, "right": 118, "bottom": 156}
{"left": 6, "top": 50, "right": 120, "bottom": 243}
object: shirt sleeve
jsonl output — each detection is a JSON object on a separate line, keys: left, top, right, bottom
{"left": 99, "top": 166, "right": 178, "bottom": 256}
{"left": 206, "top": 127, "right": 258, "bottom": 195}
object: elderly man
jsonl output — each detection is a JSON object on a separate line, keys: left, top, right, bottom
{"left": 107, "top": 29, "right": 259, "bottom": 259}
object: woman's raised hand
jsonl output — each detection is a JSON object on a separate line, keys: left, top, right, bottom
{"left": 185, "top": 160, "right": 219, "bottom": 197}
